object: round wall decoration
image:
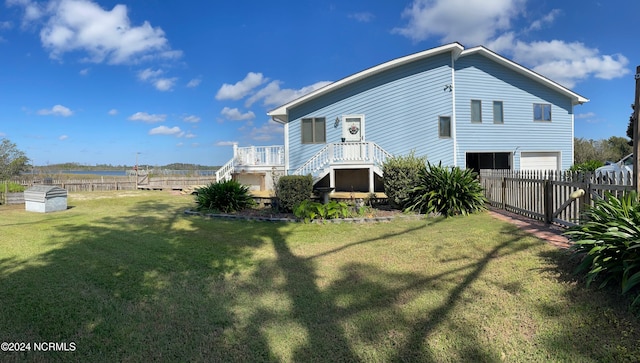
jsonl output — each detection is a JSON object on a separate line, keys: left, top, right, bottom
{"left": 348, "top": 124, "right": 359, "bottom": 135}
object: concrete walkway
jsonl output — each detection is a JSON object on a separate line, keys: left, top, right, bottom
{"left": 487, "top": 208, "right": 571, "bottom": 249}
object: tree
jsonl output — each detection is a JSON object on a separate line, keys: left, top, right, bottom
{"left": 0, "top": 138, "right": 30, "bottom": 180}
{"left": 626, "top": 104, "right": 635, "bottom": 146}
{"left": 574, "top": 136, "right": 631, "bottom": 165}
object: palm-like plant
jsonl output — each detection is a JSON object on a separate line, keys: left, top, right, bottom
{"left": 404, "top": 162, "right": 486, "bottom": 217}
{"left": 565, "top": 192, "right": 640, "bottom": 305}
{"left": 195, "top": 180, "right": 254, "bottom": 213}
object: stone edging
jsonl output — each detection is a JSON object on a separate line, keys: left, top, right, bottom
{"left": 184, "top": 209, "right": 424, "bottom": 223}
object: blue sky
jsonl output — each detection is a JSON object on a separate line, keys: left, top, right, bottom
{"left": 0, "top": 0, "right": 636, "bottom": 167}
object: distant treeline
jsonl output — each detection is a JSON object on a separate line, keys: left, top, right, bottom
{"left": 32, "top": 162, "right": 220, "bottom": 171}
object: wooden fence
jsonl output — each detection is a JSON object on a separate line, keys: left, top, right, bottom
{"left": 1, "top": 176, "right": 218, "bottom": 204}
{"left": 480, "top": 170, "right": 634, "bottom": 228}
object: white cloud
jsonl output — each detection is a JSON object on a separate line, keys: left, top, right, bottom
{"left": 7, "top": 0, "right": 44, "bottom": 24}
{"left": 527, "top": 9, "right": 561, "bottom": 31}
{"left": 37, "top": 104, "right": 73, "bottom": 116}
{"left": 215, "top": 72, "right": 265, "bottom": 100}
{"left": 246, "top": 80, "right": 332, "bottom": 108}
{"left": 216, "top": 141, "right": 237, "bottom": 147}
{"left": 149, "top": 125, "right": 182, "bottom": 136}
{"left": 128, "top": 112, "right": 166, "bottom": 123}
{"left": 13, "top": 0, "right": 183, "bottom": 64}
{"left": 393, "top": 0, "right": 629, "bottom": 88}
{"left": 79, "top": 68, "right": 89, "bottom": 75}
{"left": 220, "top": 107, "right": 255, "bottom": 121}
{"left": 185, "top": 133, "right": 196, "bottom": 139}
{"left": 393, "top": 0, "right": 526, "bottom": 45}
{"left": 186, "top": 77, "right": 201, "bottom": 88}
{"left": 137, "top": 68, "right": 176, "bottom": 91}
{"left": 501, "top": 39, "right": 630, "bottom": 87}
{"left": 248, "top": 119, "right": 283, "bottom": 142}
{"left": 182, "top": 115, "right": 200, "bottom": 123}
{"left": 176, "top": 142, "right": 184, "bottom": 147}
{"left": 576, "top": 112, "right": 596, "bottom": 119}
{"left": 349, "top": 12, "right": 375, "bottom": 23}
{"left": 59, "top": 134, "right": 68, "bottom": 140}
{"left": 108, "top": 109, "right": 118, "bottom": 115}
{"left": 138, "top": 67, "right": 163, "bottom": 81}
{"left": 153, "top": 77, "right": 177, "bottom": 91}
{"left": 0, "top": 132, "right": 6, "bottom": 137}
{"left": 0, "top": 21, "right": 12, "bottom": 29}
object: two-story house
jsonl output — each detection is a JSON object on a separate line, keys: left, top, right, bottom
{"left": 216, "top": 42, "right": 588, "bottom": 193}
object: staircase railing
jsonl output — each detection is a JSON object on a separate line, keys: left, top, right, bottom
{"left": 293, "top": 142, "right": 392, "bottom": 179}
{"left": 215, "top": 158, "right": 234, "bottom": 182}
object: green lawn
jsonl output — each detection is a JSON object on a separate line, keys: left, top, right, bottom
{"left": 1, "top": 191, "right": 639, "bottom": 362}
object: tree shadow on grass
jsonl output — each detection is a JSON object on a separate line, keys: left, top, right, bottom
{"left": 0, "top": 198, "right": 279, "bottom": 362}
{"left": 235, "top": 218, "right": 543, "bottom": 362}
{"left": 7, "top": 200, "right": 633, "bottom": 362}
{"left": 534, "top": 248, "right": 640, "bottom": 361}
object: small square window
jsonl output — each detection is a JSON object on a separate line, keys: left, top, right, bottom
{"left": 439, "top": 116, "right": 451, "bottom": 138}
{"left": 471, "top": 100, "right": 482, "bottom": 123}
{"left": 533, "top": 103, "right": 551, "bottom": 122}
{"left": 493, "top": 101, "right": 504, "bottom": 124}
{"left": 301, "top": 117, "right": 326, "bottom": 144}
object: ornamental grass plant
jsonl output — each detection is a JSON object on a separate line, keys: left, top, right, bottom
{"left": 565, "top": 192, "right": 640, "bottom": 305}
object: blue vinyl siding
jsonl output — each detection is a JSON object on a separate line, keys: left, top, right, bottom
{"left": 454, "top": 53, "right": 573, "bottom": 169}
{"left": 287, "top": 52, "right": 454, "bottom": 173}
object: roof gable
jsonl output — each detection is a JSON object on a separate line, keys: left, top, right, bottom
{"left": 459, "top": 46, "right": 588, "bottom": 105}
{"left": 267, "top": 43, "right": 588, "bottom": 123}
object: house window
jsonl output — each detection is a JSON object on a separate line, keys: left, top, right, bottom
{"left": 533, "top": 103, "right": 551, "bottom": 122}
{"left": 301, "top": 117, "right": 326, "bottom": 144}
{"left": 471, "top": 100, "right": 482, "bottom": 123}
{"left": 439, "top": 116, "right": 451, "bottom": 138}
{"left": 493, "top": 101, "right": 504, "bottom": 124}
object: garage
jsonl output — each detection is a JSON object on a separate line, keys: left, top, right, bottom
{"left": 520, "top": 152, "right": 559, "bottom": 170}
{"left": 466, "top": 152, "right": 511, "bottom": 173}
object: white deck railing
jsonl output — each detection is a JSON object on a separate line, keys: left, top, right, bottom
{"left": 216, "top": 144, "right": 285, "bottom": 182}
{"left": 293, "top": 142, "right": 392, "bottom": 178}
{"left": 234, "top": 145, "right": 284, "bottom": 166}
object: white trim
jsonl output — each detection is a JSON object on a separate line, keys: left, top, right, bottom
{"left": 268, "top": 43, "right": 588, "bottom": 124}
{"left": 460, "top": 47, "right": 589, "bottom": 105}
{"left": 342, "top": 114, "right": 365, "bottom": 142}
{"left": 570, "top": 111, "right": 575, "bottom": 169}
{"left": 451, "top": 52, "right": 457, "bottom": 167}
{"left": 268, "top": 43, "right": 465, "bottom": 122}
{"left": 283, "top": 122, "right": 289, "bottom": 174}
{"left": 464, "top": 151, "right": 514, "bottom": 170}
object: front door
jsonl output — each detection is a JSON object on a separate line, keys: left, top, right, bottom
{"left": 342, "top": 115, "right": 364, "bottom": 142}
{"left": 341, "top": 115, "right": 365, "bottom": 160}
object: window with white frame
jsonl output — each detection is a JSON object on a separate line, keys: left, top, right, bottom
{"left": 471, "top": 100, "right": 482, "bottom": 123}
{"left": 533, "top": 103, "right": 551, "bottom": 122}
{"left": 439, "top": 116, "right": 451, "bottom": 138}
{"left": 493, "top": 101, "right": 504, "bottom": 124}
{"left": 301, "top": 117, "right": 326, "bottom": 144}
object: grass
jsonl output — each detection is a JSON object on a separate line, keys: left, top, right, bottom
{"left": 1, "top": 191, "right": 640, "bottom": 362}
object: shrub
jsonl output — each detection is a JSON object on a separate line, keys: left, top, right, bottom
{"left": 195, "top": 179, "right": 254, "bottom": 213}
{"left": 3, "top": 182, "right": 25, "bottom": 193}
{"left": 276, "top": 175, "right": 313, "bottom": 212}
{"left": 404, "top": 162, "right": 486, "bottom": 217}
{"left": 570, "top": 160, "right": 604, "bottom": 172}
{"left": 294, "top": 200, "right": 350, "bottom": 223}
{"left": 564, "top": 192, "right": 640, "bottom": 305}
{"left": 382, "top": 151, "right": 427, "bottom": 209}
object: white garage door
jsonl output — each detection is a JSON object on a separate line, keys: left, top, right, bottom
{"left": 520, "top": 152, "right": 559, "bottom": 170}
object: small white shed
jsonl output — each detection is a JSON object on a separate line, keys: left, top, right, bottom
{"left": 24, "top": 185, "right": 68, "bottom": 213}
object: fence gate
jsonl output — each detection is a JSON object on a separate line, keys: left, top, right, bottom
{"left": 480, "top": 170, "right": 634, "bottom": 228}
